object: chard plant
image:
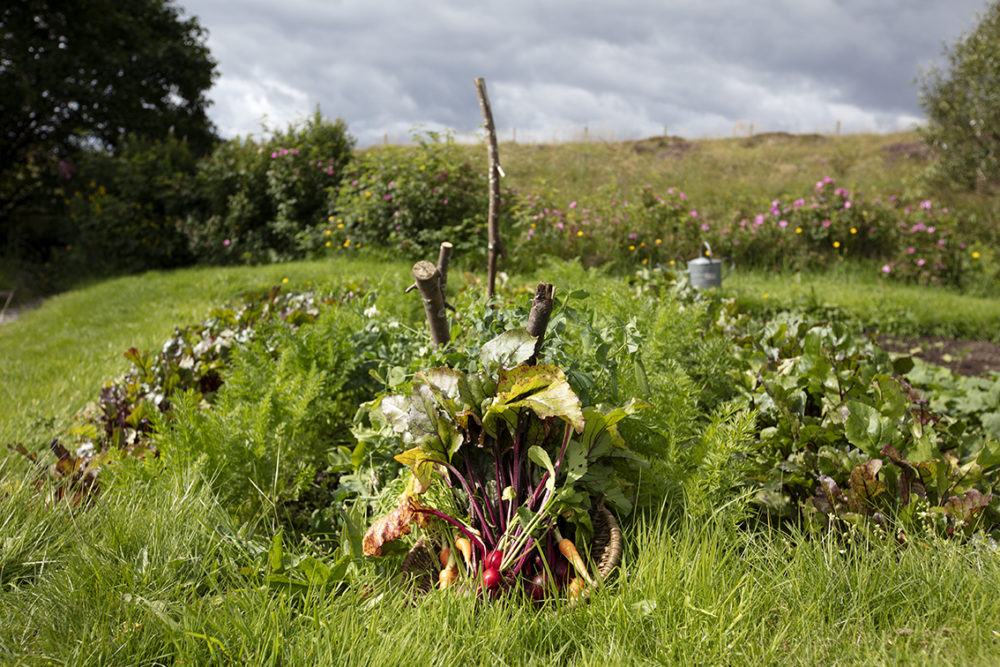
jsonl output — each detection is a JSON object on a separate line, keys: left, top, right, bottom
{"left": 360, "top": 328, "right": 647, "bottom": 600}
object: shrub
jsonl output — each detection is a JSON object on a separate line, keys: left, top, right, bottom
{"left": 307, "top": 131, "right": 511, "bottom": 265}
{"left": 179, "top": 111, "right": 354, "bottom": 263}
{"left": 919, "top": 1, "right": 1000, "bottom": 190}
{"left": 509, "top": 183, "right": 700, "bottom": 270}
{"left": 58, "top": 133, "right": 198, "bottom": 280}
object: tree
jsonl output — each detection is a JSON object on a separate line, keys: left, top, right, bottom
{"left": 918, "top": 1, "right": 1000, "bottom": 190}
{"left": 0, "top": 0, "right": 218, "bottom": 248}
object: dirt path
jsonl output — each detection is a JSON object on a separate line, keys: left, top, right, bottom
{"left": 878, "top": 335, "right": 1000, "bottom": 377}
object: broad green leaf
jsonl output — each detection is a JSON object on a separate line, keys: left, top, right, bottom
{"left": 483, "top": 364, "right": 584, "bottom": 437}
{"left": 297, "top": 557, "right": 331, "bottom": 585}
{"left": 328, "top": 555, "right": 351, "bottom": 583}
{"left": 977, "top": 441, "right": 1000, "bottom": 469}
{"left": 421, "top": 367, "right": 465, "bottom": 401}
{"left": 563, "top": 439, "right": 589, "bottom": 483}
{"left": 845, "top": 401, "right": 903, "bottom": 457}
{"left": 381, "top": 395, "right": 410, "bottom": 433}
{"left": 480, "top": 329, "right": 537, "bottom": 377}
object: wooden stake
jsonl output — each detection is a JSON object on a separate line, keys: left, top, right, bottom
{"left": 474, "top": 77, "right": 505, "bottom": 298}
{"left": 525, "top": 282, "right": 555, "bottom": 364}
{"left": 412, "top": 261, "right": 450, "bottom": 346}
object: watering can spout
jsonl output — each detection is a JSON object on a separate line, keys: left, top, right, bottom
{"left": 685, "top": 242, "right": 735, "bottom": 289}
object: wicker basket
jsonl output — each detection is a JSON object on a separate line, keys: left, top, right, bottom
{"left": 399, "top": 501, "right": 622, "bottom": 594}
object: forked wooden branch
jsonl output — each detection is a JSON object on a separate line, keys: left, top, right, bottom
{"left": 526, "top": 282, "right": 555, "bottom": 364}
{"left": 474, "top": 77, "right": 505, "bottom": 298}
{"left": 412, "top": 261, "right": 450, "bottom": 346}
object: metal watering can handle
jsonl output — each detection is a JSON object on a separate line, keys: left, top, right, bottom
{"left": 703, "top": 241, "right": 735, "bottom": 281}
{"left": 723, "top": 258, "right": 735, "bottom": 281}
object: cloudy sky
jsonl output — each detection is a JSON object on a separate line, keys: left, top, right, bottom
{"left": 176, "top": 0, "right": 991, "bottom": 146}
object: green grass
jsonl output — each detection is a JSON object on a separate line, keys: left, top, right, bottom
{"left": 466, "top": 131, "right": 971, "bottom": 220}
{"left": 3, "top": 252, "right": 1000, "bottom": 663}
{"left": 726, "top": 265, "right": 1000, "bottom": 341}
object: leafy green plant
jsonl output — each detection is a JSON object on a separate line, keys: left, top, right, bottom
{"left": 179, "top": 111, "right": 355, "bottom": 263}
{"left": 311, "top": 130, "right": 512, "bottom": 265}
{"left": 738, "top": 313, "right": 1000, "bottom": 537}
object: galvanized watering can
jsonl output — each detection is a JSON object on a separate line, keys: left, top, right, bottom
{"left": 685, "top": 242, "right": 734, "bottom": 289}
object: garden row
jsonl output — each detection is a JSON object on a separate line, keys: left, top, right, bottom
{"left": 15, "top": 266, "right": 999, "bottom": 579}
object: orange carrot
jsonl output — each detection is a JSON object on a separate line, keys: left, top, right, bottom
{"left": 439, "top": 547, "right": 451, "bottom": 569}
{"left": 438, "top": 565, "right": 459, "bottom": 589}
{"left": 557, "top": 533, "right": 596, "bottom": 588}
{"left": 454, "top": 537, "right": 472, "bottom": 568}
{"left": 567, "top": 576, "right": 588, "bottom": 603}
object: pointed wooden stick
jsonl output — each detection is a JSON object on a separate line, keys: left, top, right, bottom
{"left": 475, "top": 77, "right": 505, "bottom": 299}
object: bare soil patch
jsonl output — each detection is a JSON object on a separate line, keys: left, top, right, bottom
{"left": 878, "top": 335, "right": 1000, "bottom": 377}
{"left": 630, "top": 135, "right": 696, "bottom": 159}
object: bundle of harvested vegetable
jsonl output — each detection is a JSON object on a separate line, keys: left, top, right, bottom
{"left": 362, "top": 328, "right": 647, "bottom": 601}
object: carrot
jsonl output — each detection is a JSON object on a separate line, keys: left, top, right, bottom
{"left": 567, "top": 576, "right": 588, "bottom": 603}
{"left": 454, "top": 537, "right": 473, "bottom": 568}
{"left": 438, "top": 565, "right": 459, "bottom": 589}
{"left": 557, "top": 531, "right": 597, "bottom": 588}
{"left": 439, "top": 547, "right": 451, "bottom": 569}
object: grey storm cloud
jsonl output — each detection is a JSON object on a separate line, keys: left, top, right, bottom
{"left": 177, "top": 0, "right": 991, "bottom": 145}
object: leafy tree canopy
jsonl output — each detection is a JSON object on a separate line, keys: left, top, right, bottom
{"left": 918, "top": 1, "right": 1000, "bottom": 190}
{"left": 0, "top": 0, "right": 218, "bottom": 228}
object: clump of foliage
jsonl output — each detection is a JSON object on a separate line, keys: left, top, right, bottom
{"left": 735, "top": 312, "right": 1000, "bottom": 538}
{"left": 178, "top": 111, "right": 355, "bottom": 264}
{"left": 51, "top": 134, "right": 199, "bottom": 283}
{"left": 508, "top": 183, "right": 699, "bottom": 270}
{"left": 919, "top": 1, "right": 1000, "bottom": 190}
{"left": 309, "top": 131, "right": 513, "bottom": 265}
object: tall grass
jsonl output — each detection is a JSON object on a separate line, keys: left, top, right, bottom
{"left": 4, "top": 466, "right": 999, "bottom": 665}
